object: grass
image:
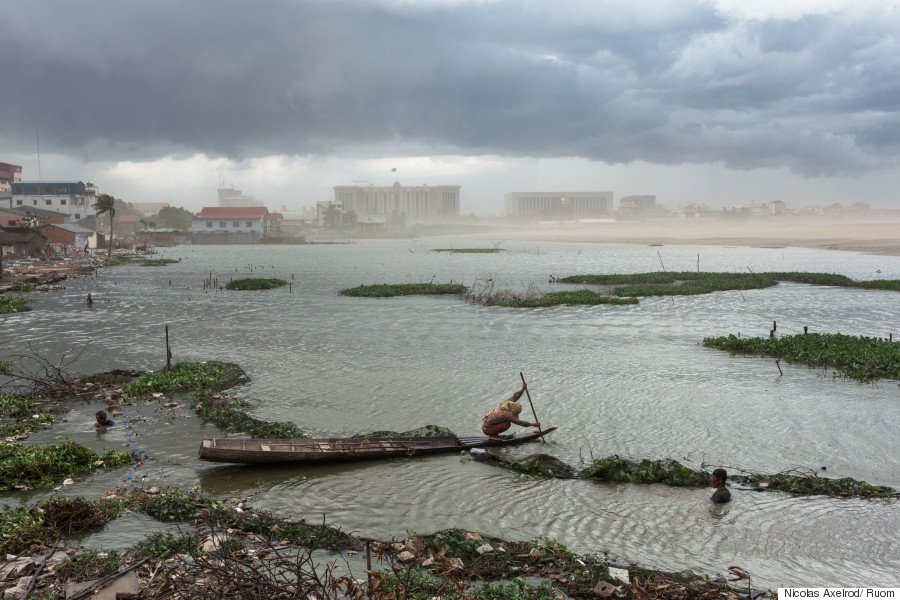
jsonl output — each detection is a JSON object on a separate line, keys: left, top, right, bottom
{"left": 579, "top": 457, "right": 705, "bottom": 486}
{"left": 340, "top": 282, "right": 467, "bottom": 297}
{"left": 0, "top": 441, "right": 131, "bottom": 491}
{"left": 702, "top": 332, "right": 900, "bottom": 383}
{"left": 225, "top": 277, "right": 288, "bottom": 290}
{"left": 123, "top": 361, "right": 248, "bottom": 397}
{"left": 0, "top": 296, "right": 31, "bottom": 313}
{"left": 555, "top": 271, "right": 900, "bottom": 298}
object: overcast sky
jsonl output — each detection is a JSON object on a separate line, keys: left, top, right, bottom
{"left": 2, "top": 0, "right": 898, "bottom": 214}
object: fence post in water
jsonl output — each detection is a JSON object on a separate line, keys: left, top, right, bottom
{"left": 165, "top": 325, "right": 172, "bottom": 372}
{"left": 773, "top": 321, "right": 777, "bottom": 332}
{"left": 365, "top": 539, "right": 372, "bottom": 598}
{"left": 289, "top": 283, "right": 292, "bottom": 293}
{"left": 804, "top": 326, "right": 808, "bottom": 334}
{"left": 776, "top": 359, "right": 783, "bottom": 376}
{"left": 769, "top": 329, "right": 774, "bottom": 338}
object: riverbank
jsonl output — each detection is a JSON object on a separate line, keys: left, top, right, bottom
{"left": 432, "top": 216, "right": 900, "bottom": 257}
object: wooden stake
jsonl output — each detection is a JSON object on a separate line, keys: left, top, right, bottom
{"left": 165, "top": 325, "right": 172, "bottom": 372}
{"left": 519, "top": 372, "right": 545, "bottom": 443}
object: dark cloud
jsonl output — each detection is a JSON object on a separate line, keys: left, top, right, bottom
{"left": 2, "top": 0, "right": 898, "bottom": 176}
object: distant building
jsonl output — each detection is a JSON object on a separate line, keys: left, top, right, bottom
{"left": 333, "top": 182, "right": 460, "bottom": 223}
{"left": 0, "top": 163, "right": 23, "bottom": 206}
{"left": 741, "top": 203, "right": 768, "bottom": 215}
{"left": 768, "top": 200, "right": 786, "bottom": 215}
{"left": 217, "top": 188, "right": 263, "bottom": 207}
{"left": 191, "top": 206, "right": 282, "bottom": 242}
{"left": 505, "top": 191, "right": 612, "bottom": 218}
{"left": 41, "top": 223, "right": 95, "bottom": 249}
{"left": 11, "top": 181, "right": 96, "bottom": 221}
{"left": 620, "top": 195, "right": 656, "bottom": 213}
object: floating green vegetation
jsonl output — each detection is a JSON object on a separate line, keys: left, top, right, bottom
{"left": 225, "top": 277, "right": 288, "bottom": 290}
{"left": 139, "top": 258, "right": 180, "bottom": 267}
{"left": 702, "top": 333, "right": 900, "bottom": 383}
{"left": 9, "top": 283, "right": 34, "bottom": 292}
{"left": 0, "top": 393, "right": 55, "bottom": 437}
{"left": 492, "top": 290, "right": 639, "bottom": 308}
{"left": 730, "top": 469, "right": 896, "bottom": 499}
{"left": 579, "top": 457, "right": 704, "bottom": 486}
{"left": 80, "top": 372, "right": 136, "bottom": 386}
{"left": 339, "top": 282, "right": 467, "bottom": 297}
{"left": 123, "top": 361, "right": 248, "bottom": 397}
{"left": 555, "top": 271, "right": 900, "bottom": 297}
{"left": 134, "top": 487, "right": 352, "bottom": 549}
{"left": 0, "top": 440, "right": 130, "bottom": 491}
{"left": 0, "top": 296, "right": 31, "bottom": 314}
{"left": 431, "top": 248, "right": 505, "bottom": 253}
{"left": 191, "top": 394, "right": 308, "bottom": 439}
{"left": 509, "top": 454, "right": 576, "bottom": 479}
{"left": 99, "top": 255, "right": 144, "bottom": 267}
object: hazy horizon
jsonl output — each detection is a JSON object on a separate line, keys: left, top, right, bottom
{"left": 2, "top": 0, "right": 899, "bottom": 213}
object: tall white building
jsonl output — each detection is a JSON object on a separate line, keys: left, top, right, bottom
{"left": 11, "top": 181, "right": 96, "bottom": 221}
{"left": 333, "top": 182, "right": 460, "bottom": 222}
{"left": 504, "top": 191, "right": 613, "bottom": 218}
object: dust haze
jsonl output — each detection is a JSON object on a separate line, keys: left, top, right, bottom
{"left": 442, "top": 214, "right": 900, "bottom": 257}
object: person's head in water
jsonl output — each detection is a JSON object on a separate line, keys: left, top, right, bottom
{"left": 94, "top": 410, "right": 111, "bottom": 427}
{"left": 711, "top": 468, "right": 727, "bottom": 488}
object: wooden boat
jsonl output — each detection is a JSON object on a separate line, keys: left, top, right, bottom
{"left": 198, "top": 425, "right": 557, "bottom": 465}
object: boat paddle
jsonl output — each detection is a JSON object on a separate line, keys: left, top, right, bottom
{"left": 519, "top": 372, "right": 545, "bottom": 444}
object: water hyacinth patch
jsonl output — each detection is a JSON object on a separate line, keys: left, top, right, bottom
{"left": 0, "top": 441, "right": 130, "bottom": 491}
{"left": 140, "top": 258, "right": 180, "bottom": 267}
{"left": 0, "top": 296, "right": 31, "bottom": 314}
{"left": 123, "top": 361, "right": 248, "bottom": 397}
{"left": 339, "top": 282, "right": 467, "bottom": 297}
{"left": 702, "top": 332, "right": 900, "bottom": 383}
{"left": 225, "top": 277, "right": 287, "bottom": 290}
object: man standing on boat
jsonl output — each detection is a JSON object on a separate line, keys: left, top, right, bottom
{"left": 481, "top": 382, "right": 541, "bottom": 440}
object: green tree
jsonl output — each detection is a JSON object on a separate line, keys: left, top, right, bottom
{"left": 387, "top": 211, "right": 406, "bottom": 229}
{"left": 342, "top": 210, "right": 358, "bottom": 228}
{"left": 157, "top": 206, "right": 194, "bottom": 230}
{"left": 93, "top": 193, "right": 116, "bottom": 257}
{"left": 323, "top": 205, "right": 342, "bottom": 228}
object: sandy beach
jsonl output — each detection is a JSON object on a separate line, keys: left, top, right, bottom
{"left": 444, "top": 215, "right": 900, "bottom": 256}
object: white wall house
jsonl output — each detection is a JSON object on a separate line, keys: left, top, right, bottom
{"left": 11, "top": 181, "right": 96, "bottom": 221}
{"left": 192, "top": 206, "right": 281, "bottom": 237}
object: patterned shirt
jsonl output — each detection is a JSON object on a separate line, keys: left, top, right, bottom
{"left": 482, "top": 405, "right": 531, "bottom": 429}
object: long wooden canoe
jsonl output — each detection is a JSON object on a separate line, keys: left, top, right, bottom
{"left": 198, "top": 425, "right": 557, "bottom": 465}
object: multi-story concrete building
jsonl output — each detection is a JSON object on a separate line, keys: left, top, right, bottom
{"left": 620, "top": 195, "right": 656, "bottom": 212}
{"left": 11, "top": 181, "right": 96, "bottom": 221}
{"left": 333, "top": 182, "right": 460, "bottom": 223}
{"left": 504, "top": 191, "right": 612, "bottom": 218}
{"left": 0, "top": 162, "right": 23, "bottom": 208}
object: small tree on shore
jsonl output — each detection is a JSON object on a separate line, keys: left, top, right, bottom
{"left": 93, "top": 194, "right": 116, "bottom": 256}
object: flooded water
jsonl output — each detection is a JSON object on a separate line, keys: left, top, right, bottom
{"left": 2, "top": 240, "right": 899, "bottom": 588}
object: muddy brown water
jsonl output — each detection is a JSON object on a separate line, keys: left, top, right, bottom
{"left": 2, "top": 240, "right": 899, "bottom": 588}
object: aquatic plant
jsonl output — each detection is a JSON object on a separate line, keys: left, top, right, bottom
{"left": 139, "top": 258, "right": 180, "bottom": 267}
{"left": 496, "top": 290, "right": 639, "bottom": 307}
{"left": 225, "top": 277, "right": 288, "bottom": 290}
{"left": 0, "top": 296, "right": 31, "bottom": 314}
{"left": 555, "top": 271, "right": 900, "bottom": 297}
{"left": 9, "top": 283, "right": 34, "bottom": 292}
{"left": 0, "top": 392, "right": 55, "bottom": 437}
{"left": 123, "top": 361, "right": 248, "bottom": 397}
{"left": 340, "top": 282, "right": 467, "bottom": 297}
{"left": 579, "top": 458, "right": 704, "bottom": 486}
{"left": 702, "top": 332, "right": 900, "bottom": 382}
{"left": 191, "top": 394, "right": 308, "bottom": 439}
{"left": 0, "top": 441, "right": 130, "bottom": 491}
{"left": 730, "top": 470, "right": 896, "bottom": 499}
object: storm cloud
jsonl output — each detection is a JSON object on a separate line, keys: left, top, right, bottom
{"left": 3, "top": 1, "right": 898, "bottom": 176}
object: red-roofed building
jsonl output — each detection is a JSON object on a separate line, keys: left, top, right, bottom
{"left": 191, "top": 206, "right": 281, "bottom": 241}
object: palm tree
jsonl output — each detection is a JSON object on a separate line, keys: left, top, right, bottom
{"left": 93, "top": 194, "right": 116, "bottom": 257}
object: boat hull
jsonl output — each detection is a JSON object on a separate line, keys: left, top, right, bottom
{"left": 198, "top": 426, "right": 557, "bottom": 465}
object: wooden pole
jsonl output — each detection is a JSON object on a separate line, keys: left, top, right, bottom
{"left": 519, "top": 372, "right": 545, "bottom": 443}
{"left": 165, "top": 325, "right": 172, "bottom": 372}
